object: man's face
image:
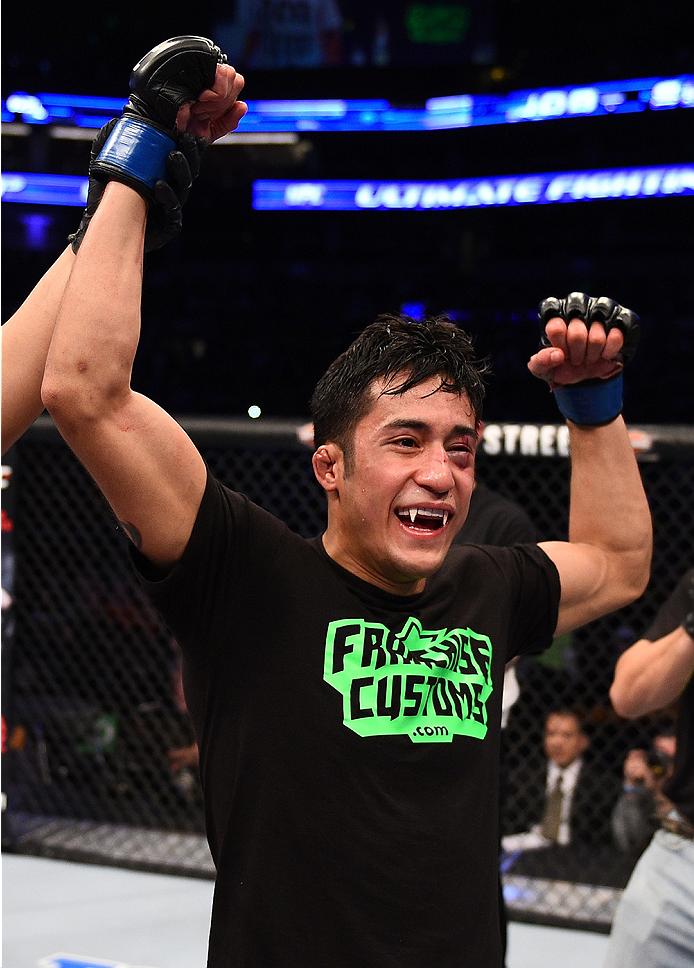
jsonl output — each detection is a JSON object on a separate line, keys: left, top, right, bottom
{"left": 543, "top": 713, "right": 588, "bottom": 769}
{"left": 319, "top": 375, "right": 478, "bottom": 594}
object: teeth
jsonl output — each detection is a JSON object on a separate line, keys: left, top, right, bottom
{"left": 401, "top": 507, "right": 449, "bottom": 525}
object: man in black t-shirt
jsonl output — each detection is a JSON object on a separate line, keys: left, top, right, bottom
{"left": 35, "top": 36, "right": 653, "bottom": 968}
{"left": 604, "top": 569, "right": 694, "bottom": 968}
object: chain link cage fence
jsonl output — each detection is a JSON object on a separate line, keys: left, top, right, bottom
{"left": 2, "top": 417, "right": 693, "bottom": 932}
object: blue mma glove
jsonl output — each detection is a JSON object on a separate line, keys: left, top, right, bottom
{"left": 538, "top": 292, "right": 640, "bottom": 425}
{"left": 70, "top": 124, "right": 206, "bottom": 252}
{"left": 90, "top": 36, "right": 226, "bottom": 200}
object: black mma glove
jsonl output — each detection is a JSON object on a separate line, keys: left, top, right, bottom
{"left": 89, "top": 36, "right": 226, "bottom": 201}
{"left": 538, "top": 292, "right": 640, "bottom": 426}
{"left": 145, "top": 131, "right": 207, "bottom": 251}
{"left": 69, "top": 125, "right": 206, "bottom": 253}
{"left": 68, "top": 119, "right": 117, "bottom": 253}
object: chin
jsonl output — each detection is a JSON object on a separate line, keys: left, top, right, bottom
{"left": 391, "top": 548, "right": 448, "bottom": 583}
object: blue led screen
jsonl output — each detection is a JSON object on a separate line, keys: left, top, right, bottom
{"left": 4, "top": 166, "right": 693, "bottom": 210}
{"left": 3, "top": 76, "right": 692, "bottom": 133}
{"left": 254, "top": 167, "right": 694, "bottom": 211}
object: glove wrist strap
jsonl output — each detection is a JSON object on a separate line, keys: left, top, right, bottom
{"left": 553, "top": 373, "right": 623, "bottom": 426}
{"left": 94, "top": 117, "right": 176, "bottom": 196}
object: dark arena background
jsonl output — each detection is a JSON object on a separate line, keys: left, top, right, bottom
{"left": 2, "top": 0, "right": 694, "bottom": 939}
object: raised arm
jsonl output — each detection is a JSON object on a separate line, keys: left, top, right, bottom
{"left": 1, "top": 105, "right": 208, "bottom": 459}
{"left": 2, "top": 121, "right": 124, "bottom": 458}
{"left": 41, "top": 38, "right": 246, "bottom": 570}
{"left": 41, "top": 182, "right": 208, "bottom": 568}
{"left": 528, "top": 294, "right": 652, "bottom": 635}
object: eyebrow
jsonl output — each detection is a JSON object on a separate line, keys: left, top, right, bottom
{"left": 382, "top": 419, "right": 479, "bottom": 440}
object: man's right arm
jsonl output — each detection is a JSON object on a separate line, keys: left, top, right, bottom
{"left": 41, "top": 47, "right": 246, "bottom": 571}
{"left": 41, "top": 181, "right": 208, "bottom": 570}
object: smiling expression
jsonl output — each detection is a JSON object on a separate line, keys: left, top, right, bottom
{"left": 316, "top": 374, "right": 479, "bottom": 595}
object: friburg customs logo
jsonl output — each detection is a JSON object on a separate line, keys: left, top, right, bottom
{"left": 324, "top": 617, "right": 493, "bottom": 744}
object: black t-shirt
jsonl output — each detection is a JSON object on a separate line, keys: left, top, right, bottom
{"left": 644, "top": 568, "right": 694, "bottom": 826}
{"left": 135, "top": 472, "right": 560, "bottom": 968}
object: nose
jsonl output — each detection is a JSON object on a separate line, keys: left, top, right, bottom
{"left": 414, "top": 445, "right": 456, "bottom": 494}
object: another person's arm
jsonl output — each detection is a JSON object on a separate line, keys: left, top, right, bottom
{"left": 610, "top": 628, "right": 694, "bottom": 717}
{"left": 610, "top": 572, "right": 694, "bottom": 718}
{"left": 2, "top": 109, "right": 205, "bottom": 458}
{"left": 2, "top": 247, "right": 75, "bottom": 455}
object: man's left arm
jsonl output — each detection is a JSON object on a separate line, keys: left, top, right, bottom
{"left": 529, "top": 294, "right": 652, "bottom": 636}
{"left": 541, "top": 417, "right": 651, "bottom": 634}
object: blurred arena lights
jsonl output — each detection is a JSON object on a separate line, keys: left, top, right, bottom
{"left": 253, "top": 167, "right": 694, "bottom": 211}
{"left": 2, "top": 76, "right": 692, "bottom": 134}
{"left": 3, "top": 166, "right": 693, "bottom": 209}
{"left": 1, "top": 173, "right": 88, "bottom": 206}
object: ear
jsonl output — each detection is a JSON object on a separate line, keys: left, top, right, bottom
{"left": 312, "top": 443, "right": 344, "bottom": 492}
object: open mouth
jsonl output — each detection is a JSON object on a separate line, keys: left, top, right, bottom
{"left": 395, "top": 507, "right": 450, "bottom": 533}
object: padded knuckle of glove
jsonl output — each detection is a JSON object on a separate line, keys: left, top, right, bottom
{"left": 90, "top": 36, "right": 225, "bottom": 200}
{"left": 538, "top": 291, "right": 640, "bottom": 362}
{"left": 538, "top": 297, "right": 563, "bottom": 348}
{"left": 609, "top": 307, "right": 640, "bottom": 366}
{"left": 76, "top": 38, "right": 223, "bottom": 251}
{"left": 128, "top": 36, "right": 227, "bottom": 131}
{"left": 564, "top": 291, "right": 590, "bottom": 321}
{"left": 586, "top": 295, "right": 616, "bottom": 323}
{"left": 537, "top": 291, "right": 640, "bottom": 426}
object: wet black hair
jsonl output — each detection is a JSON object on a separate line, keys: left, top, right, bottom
{"left": 310, "top": 313, "right": 489, "bottom": 469}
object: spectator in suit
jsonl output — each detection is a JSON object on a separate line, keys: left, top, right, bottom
{"left": 503, "top": 707, "right": 618, "bottom": 851}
